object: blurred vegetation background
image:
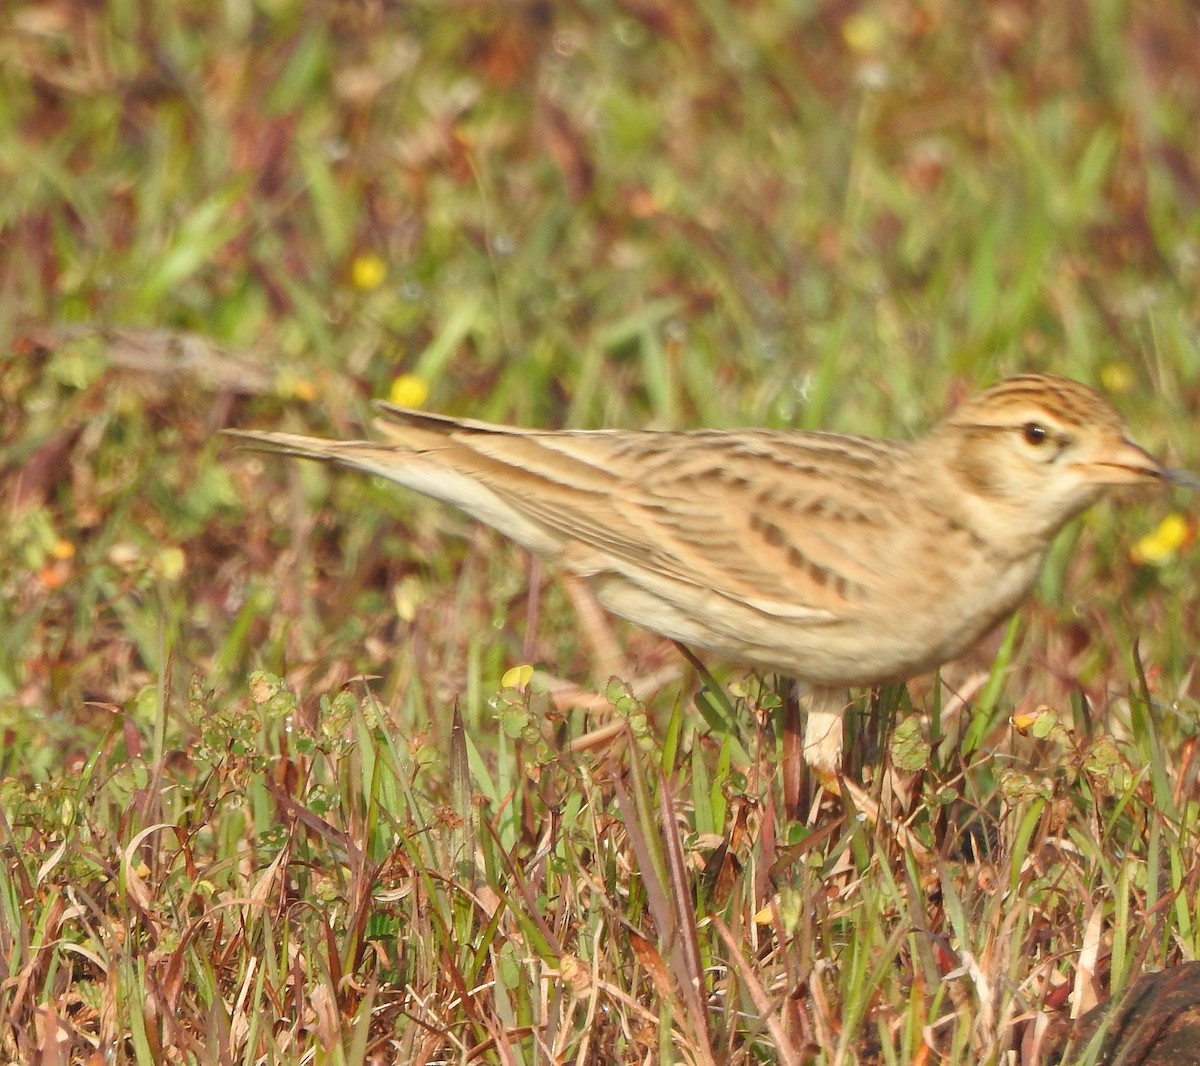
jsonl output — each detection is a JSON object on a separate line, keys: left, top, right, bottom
{"left": 5, "top": 0, "right": 1199, "bottom": 717}
{"left": 3, "top": 1, "right": 1200, "bottom": 1062}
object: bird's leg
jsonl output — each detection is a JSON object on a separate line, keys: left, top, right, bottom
{"left": 803, "top": 684, "right": 848, "bottom": 791}
{"left": 781, "top": 680, "right": 804, "bottom": 816}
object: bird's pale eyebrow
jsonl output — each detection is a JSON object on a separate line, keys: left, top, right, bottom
{"left": 972, "top": 420, "right": 1057, "bottom": 434}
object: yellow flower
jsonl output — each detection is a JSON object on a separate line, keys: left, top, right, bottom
{"left": 153, "top": 546, "right": 187, "bottom": 581}
{"left": 350, "top": 253, "right": 387, "bottom": 291}
{"left": 392, "top": 574, "right": 426, "bottom": 623}
{"left": 1131, "top": 512, "right": 1191, "bottom": 566}
{"left": 1099, "top": 363, "right": 1135, "bottom": 395}
{"left": 389, "top": 374, "right": 428, "bottom": 408}
{"left": 501, "top": 664, "right": 534, "bottom": 689}
{"left": 841, "top": 12, "right": 887, "bottom": 54}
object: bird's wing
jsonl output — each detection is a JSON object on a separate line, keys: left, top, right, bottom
{"left": 369, "top": 406, "right": 907, "bottom": 624}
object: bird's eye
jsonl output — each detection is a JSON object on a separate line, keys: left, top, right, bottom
{"left": 1022, "top": 422, "right": 1048, "bottom": 446}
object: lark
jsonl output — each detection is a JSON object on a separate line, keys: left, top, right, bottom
{"left": 228, "top": 374, "right": 1186, "bottom": 776}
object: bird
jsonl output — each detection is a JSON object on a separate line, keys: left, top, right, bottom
{"left": 226, "top": 373, "right": 1184, "bottom": 779}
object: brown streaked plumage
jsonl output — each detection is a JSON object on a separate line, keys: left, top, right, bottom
{"left": 226, "top": 373, "right": 1179, "bottom": 776}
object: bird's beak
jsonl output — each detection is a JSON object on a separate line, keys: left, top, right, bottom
{"left": 1077, "top": 437, "right": 1169, "bottom": 485}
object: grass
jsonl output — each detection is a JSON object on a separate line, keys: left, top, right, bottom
{"left": 3, "top": 0, "right": 1200, "bottom": 1062}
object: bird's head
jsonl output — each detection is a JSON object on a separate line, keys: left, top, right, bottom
{"left": 926, "top": 373, "right": 1168, "bottom": 542}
